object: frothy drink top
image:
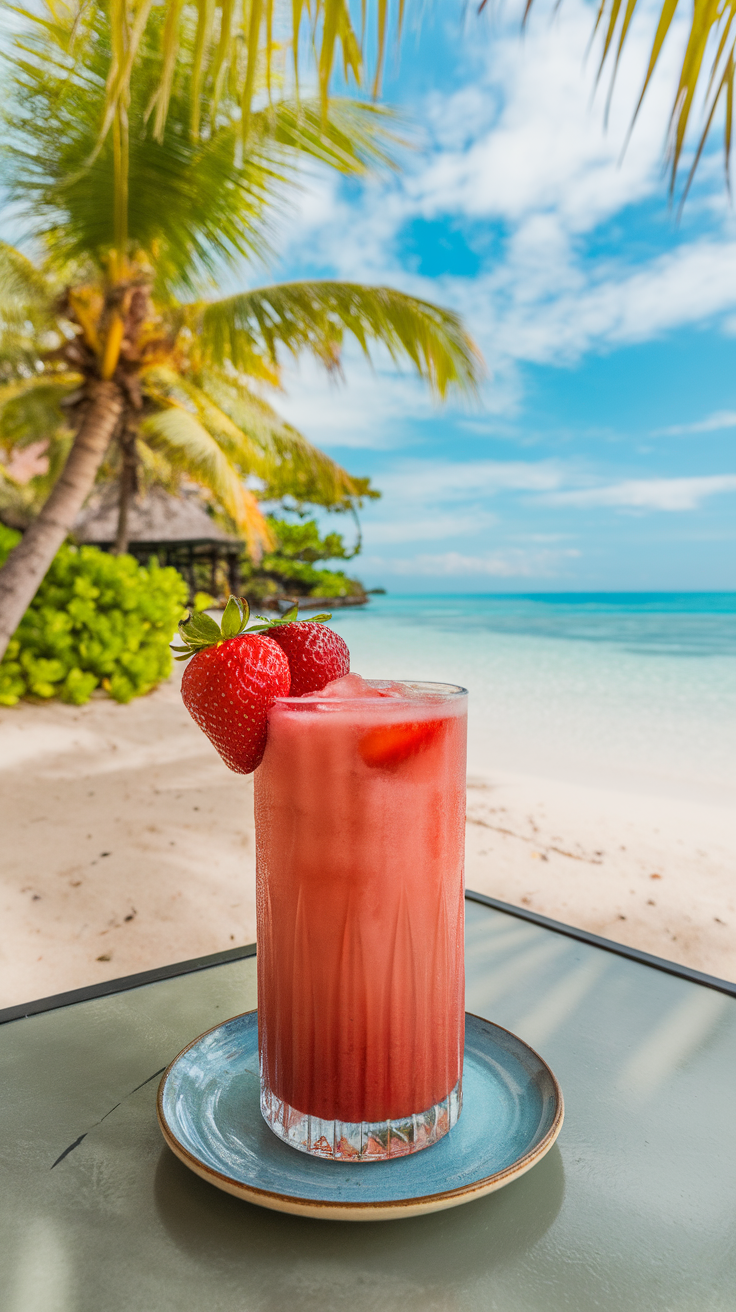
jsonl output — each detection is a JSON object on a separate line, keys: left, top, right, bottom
{"left": 301, "top": 672, "right": 393, "bottom": 699}
{"left": 282, "top": 673, "right": 466, "bottom": 712}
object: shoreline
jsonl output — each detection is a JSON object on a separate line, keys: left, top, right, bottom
{"left": 1, "top": 672, "right": 734, "bottom": 1008}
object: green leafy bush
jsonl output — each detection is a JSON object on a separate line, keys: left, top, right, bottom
{"left": 241, "top": 516, "right": 366, "bottom": 603}
{"left": 0, "top": 526, "right": 188, "bottom": 706}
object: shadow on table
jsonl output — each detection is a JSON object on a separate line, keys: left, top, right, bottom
{"left": 154, "top": 1142, "right": 564, "bottom": 1308}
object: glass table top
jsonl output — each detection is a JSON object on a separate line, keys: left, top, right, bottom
{"left": 1, "top": 895, "right": 735, "bottom": 1312}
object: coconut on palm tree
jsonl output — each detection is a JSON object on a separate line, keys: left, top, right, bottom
{"left": 0, "top": 1, "right": 483, "bottom": 661}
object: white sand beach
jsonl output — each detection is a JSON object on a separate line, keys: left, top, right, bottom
{"left": 1, "top": 662, "right": 734, "bottom": 1009}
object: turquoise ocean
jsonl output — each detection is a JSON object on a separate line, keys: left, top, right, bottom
{"left": 322, "top": 594, "right": 736, "bottom": 806}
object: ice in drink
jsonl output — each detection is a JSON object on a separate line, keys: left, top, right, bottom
{"left": 255, "top": 675, "right": 467, "bottom": 1160}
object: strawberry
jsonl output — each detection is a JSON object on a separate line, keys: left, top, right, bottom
{"left": 173, "top": 598, "right": 291, "bottom": 774}
{"left": 250, "top": 604, "right": 350, "bottom": 697}
{"left": 359, "top": 719, "right": 445, "bottom": 770}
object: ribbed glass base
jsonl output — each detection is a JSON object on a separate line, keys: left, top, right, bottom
{"left": 260, "top": 1079, "right": 462, "bottom": 1161}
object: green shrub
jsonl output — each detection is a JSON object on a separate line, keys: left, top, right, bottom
{"left": 241, "top": 516, "right": 367, "bottom": 603}
{"left": 0, "top": 526, "right": 188, "bottom": 706}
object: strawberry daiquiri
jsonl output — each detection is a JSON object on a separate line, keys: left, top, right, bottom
{"left": 255, "top": 673, "right": 468, "bottom": 1160}
{"left": 176, "top": 600, "right": 467, "bottom": 1162}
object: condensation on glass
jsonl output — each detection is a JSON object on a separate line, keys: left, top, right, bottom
{"left": 254, "top": 680, "right": 468, "bottom": 1161}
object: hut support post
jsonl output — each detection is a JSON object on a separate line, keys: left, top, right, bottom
{"left": 227, "top": 550, "right": 240, "bottom": 599}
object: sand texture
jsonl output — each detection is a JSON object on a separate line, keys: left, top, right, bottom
{"left": 464, "top": 775, "right": 735, "bottom": 981}
{"left": 1, "top": 668, "right": 734, "bottom": 1007}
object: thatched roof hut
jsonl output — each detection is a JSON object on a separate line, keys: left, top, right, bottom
{"left": 74, "top": 486, "right": 242, "bottom": 598}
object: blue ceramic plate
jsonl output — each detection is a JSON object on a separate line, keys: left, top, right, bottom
{"left": 157, "top": 1011, "right": 563, "bottom": 1221}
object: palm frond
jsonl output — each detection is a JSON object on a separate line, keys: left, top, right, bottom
{"left": 134, "top": 435, "right": 181, "bottom": 495}
{"left": 248, "top": 99, "right": 404, "bottom": 176}
{"left": 0, "top": 244, "right": 60, "bottom": 378}
{"left": 192, "top": 282, "right": 484, "bottom": 399}
{"left": 99, "top": 0, "right": 399, "bottom": 145}
{"left": 0, "top": 376, "right": 65, "bottom": 414}
{"left": 190, "top": 366, "right": 377, "bottom": 508}
{"left": 524, "top": 0, "right": 736, "bottom": 197}
{"left": 0, "top": 467, "right": 50, "bottom": 530}
{"left": 4, "top": 12, "right": 282, "bottom": 292}
{"left": 0, "top": 378, "right": 80, "bottom": 449}
{"left": 144, "top": 361, "right": 373, "bottom": 510}
{"left": 143, "top": 364, "right": 267, "bottom": 468}
{"left": 141, "top": 399, "right": 273, "bottom": 556}
{"left": 255, "top": 438, "right": 379, "bottom": 509}
{"left": 0, "top": 243, "right": 54, "bottom": 308}
{"left": 4, "top": 6, "right": 402, "bottom": 294}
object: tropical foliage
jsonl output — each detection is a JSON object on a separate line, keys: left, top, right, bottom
{"left": 0, "top": 525, "right": 188, "bottom": 706}
{"left": 0, "top": 244, "right": 386, "bottom": 539}
{"left": 241, "top": 514, "right": 367, "bottom": 604}
{"left": 73, "top": 0, "right": 404, "bottom": 161}
{"left": 0, "top": 0, "right": 483, "bottom": 663}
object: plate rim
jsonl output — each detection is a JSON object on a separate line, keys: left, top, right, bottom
{"left": 157, "top": 1009, "right": 564, "bottom": 1220}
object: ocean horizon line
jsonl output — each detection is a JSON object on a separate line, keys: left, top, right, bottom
{"left": 357, "top": 590, "right": 736, "bottom": 600}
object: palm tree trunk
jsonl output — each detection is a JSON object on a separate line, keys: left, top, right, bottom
{"left": 0, "top": 380, "right": 124, "bottom": 661}
{"left": 114, "top": 424, "right": 138, "bottom": 554}
{"left": 348, "top": 505, "right": 362, "bottom": 558}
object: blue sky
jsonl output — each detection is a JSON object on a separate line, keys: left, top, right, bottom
{"left": 265, "top": 0, "right": 736, "bottom": 592}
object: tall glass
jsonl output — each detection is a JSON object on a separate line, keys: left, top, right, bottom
{"left": 254, "top": 680, "right": 467, "bottom": 1161}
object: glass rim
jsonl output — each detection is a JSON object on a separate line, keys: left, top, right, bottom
{"left": 273, "top": 679, "right": 468, "bottom": 707}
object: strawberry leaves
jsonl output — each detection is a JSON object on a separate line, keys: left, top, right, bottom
{"left": 248, "top": 603, "right": 332, "bottom": 633}
{"left": 172, "top": 596, "right": 251, "bottom": 660}
{"left": 221, "top": 595, "right": 247, "bottom": 638}
{"left": 171, "top": 596, "right": 334, "bottom": 662}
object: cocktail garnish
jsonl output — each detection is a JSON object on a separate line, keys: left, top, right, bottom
{"left": 172, "top": 597, "right": 351, "bottom": 770}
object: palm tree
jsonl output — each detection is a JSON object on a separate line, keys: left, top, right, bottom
{"left": 0, "top": 241, "right": 384, "bottom": 543}
{"left": 0, "top": 2, "right": 483, "bottom": 661}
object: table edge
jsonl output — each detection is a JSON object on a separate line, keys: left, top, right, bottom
{"left": 1, "top": 891, "right": 734, "bottom": 1027}
{"left": 465, "top": 890, "right": 736, "bottom": 997}
{"left": 0, "top": 942, "right": 257, "bottom": 1026}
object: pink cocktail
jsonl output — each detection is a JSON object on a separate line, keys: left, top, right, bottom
{"left": 254, "top": 676, "right": 467, "bottom": 1160}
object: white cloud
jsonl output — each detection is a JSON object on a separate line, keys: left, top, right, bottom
{"left": 272, "top": 356, "right": 435, "bottom": 448}
{"left": 375, "top": 457, "right": 564, "bottom": 500}
{"left": 654, "top": 410, "right": 736, "bottom": 436}
{"left": 472, "top": 238, "right": 736, "bottom": 367}
{"left": 367, "top": 547, "right": 581, "bottom": 578}
{"left": 547, "top": 474, "right": 736, "bottom": 510}
{"left": 362, "top": 512, "right": 496, "bottom": 545}
{"left": 268, "top": 0, "right": 736, "bottom": 414}
{"left": 284, "top": 0, "right": 680, "bottom": 259}
{"left": 248, "top": 0, "right": 736, "bottom": 591}
{"left": 356, "top": 457, "right": 573, "bottom": 561}
{"left": 354, "top": 459, "right": 563, "bottom": 557}
{"left": 351, "top": 456, "right": 736, "bottom": 594}
{"left": 409, "top": 0, "right": 674, "bottom": 235}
